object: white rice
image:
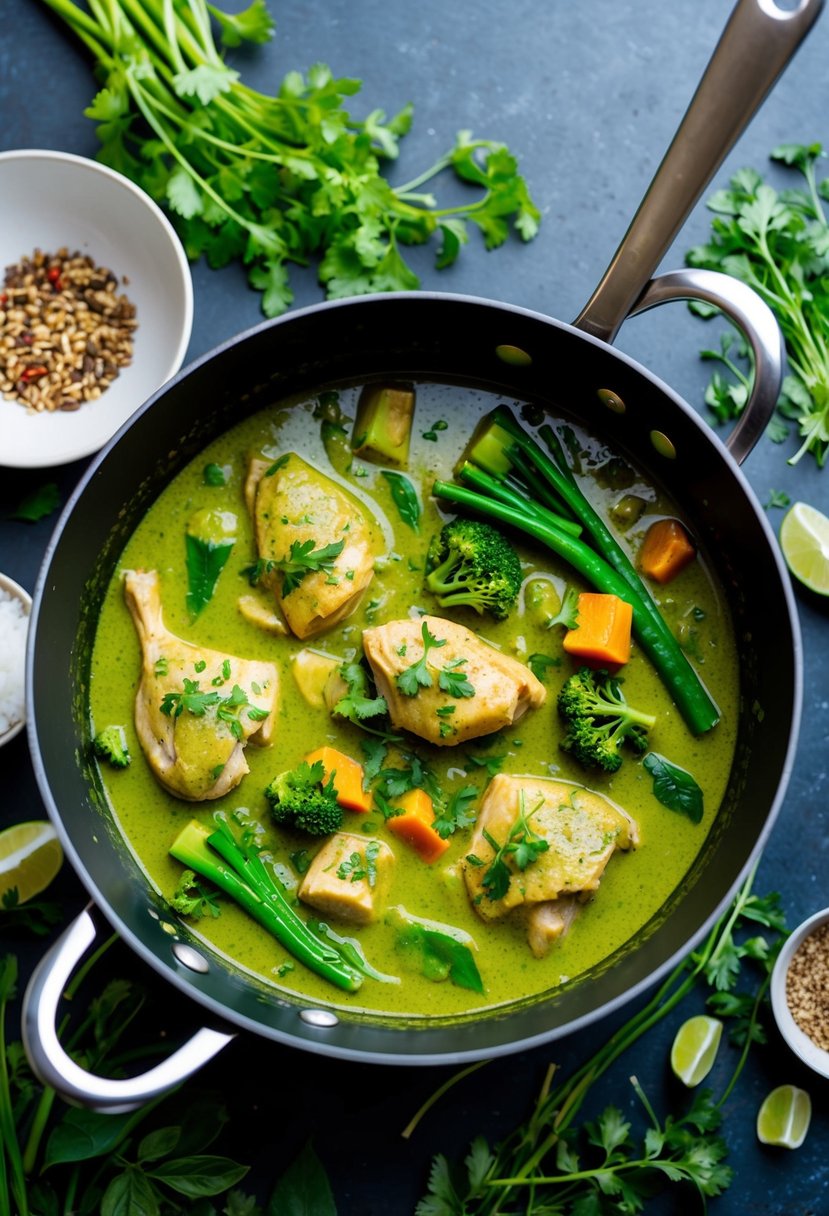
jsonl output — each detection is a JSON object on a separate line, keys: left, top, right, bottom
{"left": 0, "top": 589, "right": 29, "bottom": 736}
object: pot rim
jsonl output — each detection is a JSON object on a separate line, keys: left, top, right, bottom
{"left": 26, "top": 291, "right": 803, "bottom": 1063}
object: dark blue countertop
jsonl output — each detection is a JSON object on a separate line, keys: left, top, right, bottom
{"left": 1, "top": 2, "right": 828, "bottom": 1213}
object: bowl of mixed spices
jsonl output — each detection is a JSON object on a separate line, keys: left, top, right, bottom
{"left": 0, "top": 149, "right": 193, "bottom": 469}
{"left": 771, "top": 907, "right": 829, "bottom": 1080}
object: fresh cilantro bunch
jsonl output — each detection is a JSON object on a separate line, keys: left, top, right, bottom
{"left": 42, "top": 0, "right": 540, "bottom": 316}
{"left": 686, "top": 142, "right": 829, "bottom": 466}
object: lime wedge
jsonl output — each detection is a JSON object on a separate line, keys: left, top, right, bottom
{"left": 756, "top": 1084, "right": 811, "bottom": 1149}
{"left": 670, "top": 1014, "right": 723, "bottom": 1087}
{"left": 0, "top": 821, "right": 63, "bottom": 904}
{"left": 779, "top": 501, "right": 829, "bottom": 595}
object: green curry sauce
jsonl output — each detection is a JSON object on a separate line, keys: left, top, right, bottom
{"left": 88, "top": 384, "right": 739, "bottom": 1022}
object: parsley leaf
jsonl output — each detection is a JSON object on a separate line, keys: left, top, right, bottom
{"left": 686, "top": 144, "right": 829, "bottom": 466}
{"left": 432, "top": 786, "right": 479, "bottom": 839}
{"left": 243, "top": 538, "right": 345, "bottom": 595}
{"left": 395, "top": 621, "right": 446, "bottom": 696}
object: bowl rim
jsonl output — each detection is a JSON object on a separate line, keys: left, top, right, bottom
{"left": 770, "top": 906, "right": 829, "bottom": 1080}
{"left": 0, "top": 572, "right": 32, "bottom": 748}
{"left": 0, "top": 147, "right": 194, "bottom": 469}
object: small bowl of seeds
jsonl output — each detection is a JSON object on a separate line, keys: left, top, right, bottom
{"left": 770, "top": 907, "right": 829, "bottom": 1080}
{"left": 0, "top": 149, "right": 193, "bottom": 469}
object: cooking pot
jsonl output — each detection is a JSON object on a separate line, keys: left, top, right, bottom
{"left": 23, "top": 0, "right": 816, "bottom": 1112}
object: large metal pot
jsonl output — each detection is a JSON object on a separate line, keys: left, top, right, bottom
{"left": 23, "top": 0, "right": 816, "bottom": 1112}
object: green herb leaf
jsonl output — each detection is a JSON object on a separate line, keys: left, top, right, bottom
{"left": 390, "top": 908, "right": 484, "bottom": 994}
{"left": 381, "top": 471, "right": 421, "bottom": 532}
{"left": 396, "top": 620, "right": 446, "bottom": 696}
{"left": 643, "top": 752, "right": 704, "bottom": 823}
{"left": 203, "top": 462, "right": 228, "bottom": 486}
{"left": 432, "top": 786, "right": 478, "bottom": 839}
{"left": 185, "top": 533, "right": 235, "bottom": 617}
{"left": 267, "top": 1141, "right": 337, "bottom": 1216}
{"left": 527, "top": 652, "right": 560, "bottom": 681}
{"left": 147, "top": 1154, "right": 249, "bottom": 1198}
{"left": 11, "top": 482, "right": 60, "bottom": 522}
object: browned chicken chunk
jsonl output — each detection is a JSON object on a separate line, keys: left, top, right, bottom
{"left": 123, "top": 569, "right": 278, "bottom": 801}
{"left": 244, "top": 452, "right": 377, "bottom": 639}
{"left": 362, "top": 615, "right": 546, "bottom": 746}
{"left": 463, "top": 775, "right": 638, "bottom": 950}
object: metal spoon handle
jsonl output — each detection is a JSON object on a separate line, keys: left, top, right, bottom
{"left": 574, "top": 0, "right": 824, "bottom": 343}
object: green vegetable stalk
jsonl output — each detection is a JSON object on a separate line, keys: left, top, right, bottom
{"left": 433, "top": 406, "right": 721, "bottom": 736}
{"left": 170, "top": 816, "right": 363, "bottom": 991}
{"left": 39, "top": 0, "right": 540, "bottom": 316}
{"left": 687, "top": 143, "right": 829, "bottom": 467}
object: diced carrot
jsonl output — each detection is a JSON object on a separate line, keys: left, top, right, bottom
{"left": 386, "top": 788, "right": 450, "bottom": 864}
{"left": 304, "top": 746, "right": 372, "bottom": 814}
{"left": 638, "top": 518, "right": 696, "bottom": 584}
{"left": 562, "top": 592, "right": 632, "bottom": 668}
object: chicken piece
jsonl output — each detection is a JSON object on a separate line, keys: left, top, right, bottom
{"left": 362, "top": 615, "right": 546, "bottom": 747}
{"left": 123, "top": 569, "right": 278, "bottom": 801}
{"left": 525, "top": 897, "right": 580, "bottom": 959}
{"left": 298, "top": 833, "right": 394, "bottom": 926}
{"left": 244, "top": 452, "right": 377, "bottom": 639}
{"left": 463, "top": 774, "right": 638, "bottom": 929}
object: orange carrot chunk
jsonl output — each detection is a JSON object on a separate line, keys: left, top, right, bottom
{"left": 303, "top": 746, "right": 372, "bottom": 814}
{"left": 562, "top": 592, "right": 632, "bottom": 668}
{"left": 386, "top": 788, "right": 450, "bottom": 864}
{"left": 638, "top": 518, "right": 696, "bottom": 584}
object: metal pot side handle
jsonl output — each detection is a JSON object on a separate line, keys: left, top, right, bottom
{"left": 22, "top": 907, "right": 235, "bottom": 1114}
{"left": 628, "top": 267, "right": 784, "bottom": 466}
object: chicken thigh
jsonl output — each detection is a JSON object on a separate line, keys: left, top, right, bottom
{"left": 362, "top": 615, "right": 546, "bottom": 746}
{"left": 463, "top": 774, "right": 638, "bottom": 949}
{"left": 123, "top": 569, "right": 278, "bottom": 801}
{"left": 244, "top": 452, "right": 377, "bottom": 639}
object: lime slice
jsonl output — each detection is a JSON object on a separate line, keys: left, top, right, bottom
{"left": 0, "top": 821, "right": 63, "bottom": 904}
{"left": 670, "top": 1014, "right": 723, "bottom": 1087}
{"left": 779, "top": 501, "right": 829, "bottom": 595}
{"left": 756, "top": 1085, "right": 811, "bottom": 1149}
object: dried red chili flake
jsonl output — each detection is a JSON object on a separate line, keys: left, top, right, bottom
{"left": 46, "top": 266, "right": 62, "bottom": 290}
{"left": 20, "top": 365, "right": 49, "bottom": 382}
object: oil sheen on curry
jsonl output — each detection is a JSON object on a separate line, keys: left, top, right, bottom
{"left": 89, "top": 383, "right": 738, "bottom": 1020}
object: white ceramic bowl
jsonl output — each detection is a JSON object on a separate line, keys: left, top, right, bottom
{"left": 770, "top": 907, "right": 829, "bottom": 1080}
{"left": 0, "top": 572, "right": 32, "bottom": 748}
{"left": 0, "top": 149, "right": 193, "bottom": 468}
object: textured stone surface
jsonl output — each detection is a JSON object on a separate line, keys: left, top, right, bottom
{"left": 1, "top": 3, "right": 827, "bottom": 1211}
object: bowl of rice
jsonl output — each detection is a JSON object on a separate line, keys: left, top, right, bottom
{"left": 0, "top": 573, "right": 32, "bottom": 746}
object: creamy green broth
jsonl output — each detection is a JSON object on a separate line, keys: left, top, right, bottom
{"left": 89, "top": 384, "right": 739, "bottom": 1021}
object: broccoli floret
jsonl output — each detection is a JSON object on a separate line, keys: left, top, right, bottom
{"left": 170, "top": 869, "right": 222, "bottom": 920}
{"left": 265, "top": 759, "right": 343, "bottom": 836}
{"left": 425, "top": 519, "right": 522, "bottom": 620}
{"left": 92, "top": 725, "right": 131, "bottom": 768}
{"left": 557, "top": 667, "right": 656, "bottom": 773}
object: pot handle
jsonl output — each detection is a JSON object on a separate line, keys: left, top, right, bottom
{"left": 574, "top": 0, "right": 824, "bottom": 344}
{"left": 627, "top": 266, "right": 784, "bottom": 465}
{"left": 22, "top": 906, "right": 235, "bottom": 1113}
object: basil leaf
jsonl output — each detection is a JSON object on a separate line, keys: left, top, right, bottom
{"left": 44, "top": 1108, "right": 136, "bottom": 1165}
{"left": 643, "top": 752, "right": 704, "bottom": 823}
{"left": 391, "top": 908, "right": 484, "bottom": 994}
{"left": 147, "top": 1154, "right": 249, "bottom": 1198}
{"left": 527, "top": 652, "right": 560, "bottom": 681}
{"left": 381, "top": 470, "right": 421, "bottom": 532}
{"left": 101, "top": 1166, "right": 159, "bottom": 1216}
{"left": 267, "top": 1142, "right": 337, "bottom": 1216}
{"left": 185, "top": 534, "right": 235, "bottom": 617}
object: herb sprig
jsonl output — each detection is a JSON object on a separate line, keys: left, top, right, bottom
{"left": 243, "top": 538, "right": 345, "bottom": 595}
{"left": 42, "top": 0, "right": 539, "bottom": 317}
{"left": 686, "top": 142, "right": 829, "bottom": 466}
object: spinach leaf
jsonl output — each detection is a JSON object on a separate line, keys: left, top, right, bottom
{"left": 643, "top": 752, "right": 704, "bottom": 823}
{"left": 381, "top": 470, "right": 421, "bottom": 532}
{"left": 185, "top": 533, "right": 235, "bottom": 617}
